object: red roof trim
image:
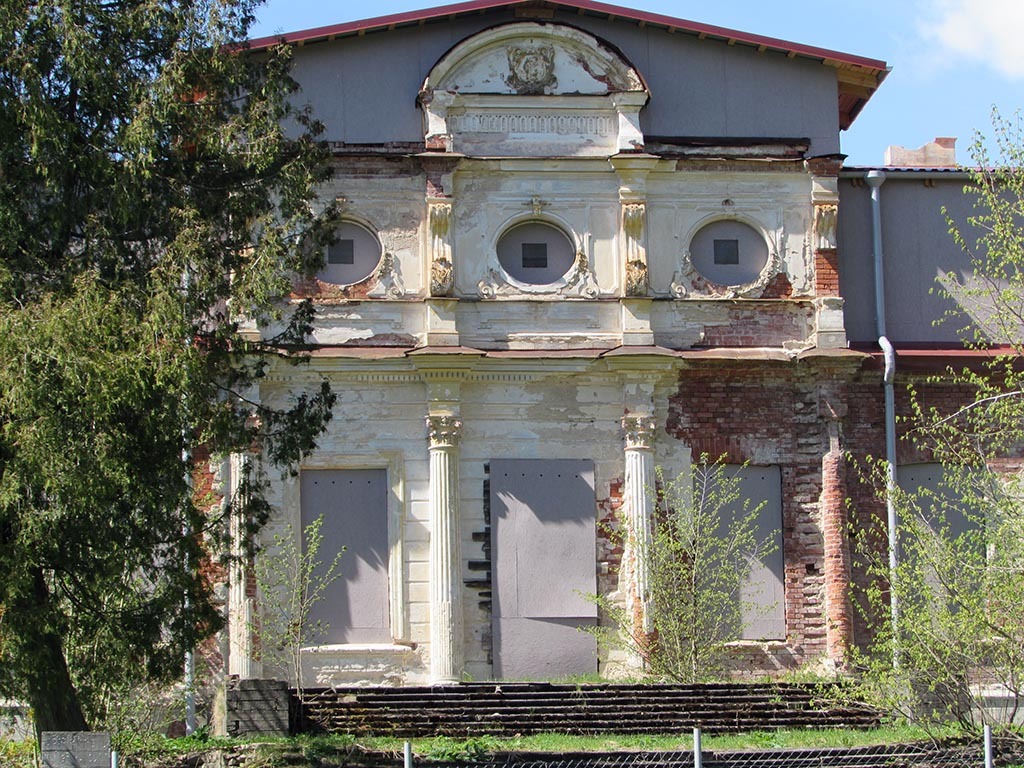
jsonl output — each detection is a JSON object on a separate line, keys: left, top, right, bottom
{"left": 247, "top": 0, "right": 887, "bottom": 72}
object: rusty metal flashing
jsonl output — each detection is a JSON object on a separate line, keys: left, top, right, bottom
{"left": 852, "top": 344, "right": 1022, "bottom": 373}
{"left": 298, "top": 344, "right": 883, "bottom": 363}
{"left": 307, "top": 346, "right": 414, "bottom": 358}
{"left": 795, "top": 347, "right": 870, "bottom": 362}
{"left": 599, "top": 344, "right": 677, "bottom": 357}
{"left": 407, "top": 345, "right": 488, "bottom": 356}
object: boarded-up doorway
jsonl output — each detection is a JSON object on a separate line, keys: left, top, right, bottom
{"left": 490, "top": 459, "right": 597, "bottom": 680}
{"left": 300, "top": 468, "right": 390, "bottom": 644}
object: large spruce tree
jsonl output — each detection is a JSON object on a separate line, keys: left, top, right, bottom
{"left": 0, "top": 0, "right": 337, "bottom": 733}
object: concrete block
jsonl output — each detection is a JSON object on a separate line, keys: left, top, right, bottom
{"left": 41, "top": 731, "right": 111, "bottom": 768}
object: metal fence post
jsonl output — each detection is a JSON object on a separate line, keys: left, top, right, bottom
{"left": 984, "top": 724, "right": 993, "bottom": 768}
{"left": 405, "top": 740, "right": 413, "bottom": 768}
{"left": 693, "top": 727, "right": 702, "bottom": 768}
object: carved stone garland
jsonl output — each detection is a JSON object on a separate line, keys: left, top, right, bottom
{"left": 814, "top": 203, "right": 838, "bottom": 251}
{"left": 367, "top": 251, "right": 406, "bottom": 299}
{"left": 622, "top": 202, "right": 649, "bottom": 297}
{"left": 429, "top": 202, "right": 454, "bottom": 298}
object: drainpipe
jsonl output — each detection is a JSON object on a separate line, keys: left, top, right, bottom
{"left": 866, "top": 170, "right": 900, "bottom": 640}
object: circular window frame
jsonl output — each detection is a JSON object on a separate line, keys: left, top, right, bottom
{"left": 316, "top": 219, "right": 384, "bottom": 287}
{"left": 680, "top": 214, "right": 780, "bottom": 297}
{"left": 490, "top": 214, "right": 581, "bottom": 293}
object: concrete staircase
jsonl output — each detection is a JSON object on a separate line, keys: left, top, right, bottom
{"left": 297, "top": 681, "right": 880, "bottom": 737}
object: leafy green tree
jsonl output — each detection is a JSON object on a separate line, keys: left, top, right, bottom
{"left": 854, "top": 464, "right": 1024, "bottom": 732}
{"left": 853, "top": 110, "right": 1024, "bottom": 736}
{"left": 593, "top": 458, "right": 772, "bottom": 683}
{"left": 254, "top": 515, "right": 343, "bottom": 704}
{"left": 0, "top": 0, "right": 338, "bottom": 735}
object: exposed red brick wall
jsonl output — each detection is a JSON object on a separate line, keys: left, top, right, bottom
{"left": 821, "top": 444, "right": 853, "bottom": 664}
{"left": 700, "top": 303, "right": 813, "bottom": 348}
{"left": 667, "top": 362, "right": 835, "bottom": 662}
{"left": 596, "top": 478, "right": 624, "bottom": 599}
{"left": 760, "top": 272, "right": 794, "bottom": 299}
{"left": 191, "top": 445, "right": 229, "bottom": 700}
{"left": 815, "top": 250, "right": 840, "bottom": 295}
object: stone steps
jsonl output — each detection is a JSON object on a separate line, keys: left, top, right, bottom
{"left": 296, "top": 682, "right": 880, "bottom": 737}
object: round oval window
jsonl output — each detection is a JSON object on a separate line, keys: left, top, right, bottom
{"left": 496, "top": 222, "right": 576, "bottom": 285}
{"left": 689, "top": 220, "right": 769, "bottom": 286}
{"left": 318, "top": 222, "right": 382, "bottom": 285}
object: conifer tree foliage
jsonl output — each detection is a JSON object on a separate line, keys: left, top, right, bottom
{"left": 0, "top": 0, "right": 338, "bottom": 733}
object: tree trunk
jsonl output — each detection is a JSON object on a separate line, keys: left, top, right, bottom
{"left": 20, "top": 569, "right": 89, "bottom": 740}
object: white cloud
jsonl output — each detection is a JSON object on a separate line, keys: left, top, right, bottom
{"left": 920, "top": 0, "right": 1024, "bottom": 79}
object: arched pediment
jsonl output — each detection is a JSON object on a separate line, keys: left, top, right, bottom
{"left": 419, "top": 23, "right": 650, "bottom": 156}
{"left": 424, "top": 22, "right": 646, "bottom": 96}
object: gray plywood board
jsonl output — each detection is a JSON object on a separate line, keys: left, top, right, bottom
{"left": 301, "top": 469, "right": 390, "bottom": 643}
{"left": 492, "top": 617, "right": 598, "bottom": 680}
{"left": 898, "top": 462, "right": 979, "bottom": 542}
{"left": 491, "top": 459, "right": 598, "bottom": 679}
{"left": 721, "top": 466, "right": 785, "bottom": 640}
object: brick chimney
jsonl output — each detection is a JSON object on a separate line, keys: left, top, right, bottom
{"left": 884, "top": 137, "right": 957, "bottom": 167}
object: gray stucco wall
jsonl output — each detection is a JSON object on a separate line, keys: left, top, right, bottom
{"left": 286, "top": 8, "right": 841, "bottom": 154}
{"left": 838, "top": 175, "right": 978, "bottom": 344}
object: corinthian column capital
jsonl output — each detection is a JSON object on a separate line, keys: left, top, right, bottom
{"left": 426, "top": 414, "right": 462, "bottom": 449}
{"left": 622, "top": 414, "right": 657, "bottom": 451}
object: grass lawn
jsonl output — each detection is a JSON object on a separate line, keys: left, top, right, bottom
{"left": 98, "top": 724, "right": 963, "bottom": 766}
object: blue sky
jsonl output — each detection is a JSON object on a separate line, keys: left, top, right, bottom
{"left": 251, "top": 0, "right": 1023, "bottom": 166}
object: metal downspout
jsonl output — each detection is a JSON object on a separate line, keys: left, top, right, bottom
{"left": 866, "top": 170, "right": 900, "bottom": 637}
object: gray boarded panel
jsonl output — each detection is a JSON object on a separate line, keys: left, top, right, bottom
{"left": 289, "top": 8, "right": 841, "bottom": 155}
{"left": 898, "top": 463, "right": 979, "bottom": 544}
{"left": 493, "top": 618, "right": 597, "bottom": 681}
{"left": 838, "top": 177, "right": 982, "bottom": 344}
{"left": 301, "top": 469, "right": 390, "bottom": 644}
{"left": 721, "top": 466, "right": 785, "bottom": 641}
{"left": 491, "top": 459, "right": 598, "bottom": 679}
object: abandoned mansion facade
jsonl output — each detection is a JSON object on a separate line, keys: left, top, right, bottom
{"left": 216, "top": 0, "right": 985, "bottom": 686}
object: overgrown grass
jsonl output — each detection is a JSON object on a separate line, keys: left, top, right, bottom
{"left": 0, "top": 737, "right": 35, "bottom": 768}
{"left": 113, "top": 725, "right": 963, "bottom": 764}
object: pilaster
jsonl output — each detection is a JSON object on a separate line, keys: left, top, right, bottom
{"left": 819, "top": 386, "right": 854, "bottom": 669}
{"left": 426, "top": 413, "right": 464, "bottom": 683}
{"left": 622, "top": 414, "right": 657, "bottom": 634}
{"left": 227, "top": 453, "right": 259, "bottom": 679}
{"left": 807, "top": 157, "right": 847, "bottom": 348}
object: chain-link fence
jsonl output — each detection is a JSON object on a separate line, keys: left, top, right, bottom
{"left": 418, "top": 729, "right": 1023, "bottom": 768}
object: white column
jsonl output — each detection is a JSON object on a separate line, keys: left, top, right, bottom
{"left": 427, "top": 414, "right": 464, "bottom": 683}
{"left": 227, "top": 453, "right": 258, "bottom": 679}
{"left": 622, "top": 415, "right": 657, "bottom": 633}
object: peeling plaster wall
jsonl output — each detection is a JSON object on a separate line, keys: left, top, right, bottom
{"left": 297, "top": 160, "right": 820, "bottom": 351}
{"left": 226, "top": 5, "right": 882, "bottom": 689}
{"left": 254, "top": 359, "right": 692, "bottom": 684}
